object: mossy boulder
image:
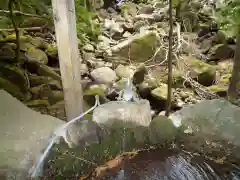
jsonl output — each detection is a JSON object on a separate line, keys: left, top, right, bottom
{"left": 29, "top": 74, "right": 53, "bottom": 87}
{"left": 25, "top": 47, "right": 48, "bottom": 64}
{"left": 151, "top": 83, "right": 172, "bottom": 101}
{"left": 111, "top": 31, "right": 165, "bottom": 63}
{"left": 207, "top": 85, "right": 228, "bottom": 97}
{"left": 19, "top": 42, "right": 36, "bottom": 51}
{"left": 0, "top": 17, "right": 11, "bottom": 29}
{"left": 30, "top": 84, "right": 52, "bottom": 99}
{"left": 84, "top": 84, "right": 108, "bottom": 96}
{"left": 212, "top": 31, "right": 227, "bottom": 44}
{"left": 0, "top": 63, "right": 29, "bottom": 94}
{"left": 26, "top": 99, "right": 50, "bottom": 107}
{"left": 49, "top": 90, "right": 64, "bottom": 104}
{"left": 30, "top": 37, "right": 49, "bottom": 49}
{"left": 45, "top": 44, "right": 58, "bottom": 58}
{"left": 207, "top": 73, "right": 231, "bottom": 97}
{"left": 115, "top": 64, "right": 134, "bottom": 78}
{"left": 161, "top": 70, "right": 184, "bottom": 87}
{"left": 0, "top": 77, "right": 28, "bottom": 100}
{"left": 0, "top": 43, "right": 16, "bottom": 62}
{"left": 20, "top": 17, "right": 48, "bottom": 27}
{"left": 184, "top": 56, "right": 216, "bottom": 86}
{"left": 149, "top": 115, "right": 178, "bottom": 144}
{"left": 36, "top": 64, "right": 61, "bottom": 81}
{"left": 209, "top": 44, "right": 235, "bottom": 61}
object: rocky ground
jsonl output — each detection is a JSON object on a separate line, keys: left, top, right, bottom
{"left": 0, "top": 0, "right": 236, "bottom": 121}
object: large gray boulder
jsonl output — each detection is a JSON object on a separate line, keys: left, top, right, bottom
{"left": 170, "top": 99, "right": 240, "bottom": 151}
{"left": 0, "top": 90, "right": 64, "bottom": 180}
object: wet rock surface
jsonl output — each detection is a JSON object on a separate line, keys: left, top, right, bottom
{"left": 100, "top": 148, "right": 240, "bottom": 180}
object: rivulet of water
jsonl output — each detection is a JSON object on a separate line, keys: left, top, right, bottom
{"left": 29, "top": 96, "right": 100, "bottom": 178}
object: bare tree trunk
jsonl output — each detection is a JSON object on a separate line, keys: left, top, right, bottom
{"left": 165, "top": 0, "right": 173, "bottom": 117}
{"left": 227, "top": 37, "right": 240, "bottom": 106}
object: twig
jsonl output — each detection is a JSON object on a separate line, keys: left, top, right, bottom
{"left": 0, "top": 10, "right": 43, "bottom": 18}
{"left": 0, "top": 26, "right": 43, "bottom": 32}
{"left": 165, "top": 0, "right": 173, "bottom": 117}
{"left": 66, "top": 151, "right": 97, "bottom": 166}
{"left": 8, "top": 0, "right": 20, "bottom": 62}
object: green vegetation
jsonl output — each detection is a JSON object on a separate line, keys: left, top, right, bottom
{"left": 215, "top": 0, "right": 240, "bottom": 37}
{"left": 75, "top": 0, "right": 100, "bottom": 46}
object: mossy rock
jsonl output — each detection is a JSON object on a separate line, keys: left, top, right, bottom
{"left": 0, "top": 77, "right": 27, "bottom": 100}
{"left": 36, "top": 64, "right": 61, "bottom": 81}
{"left": 19, "top": 42, "right": 36, "bottom": 52}
{"left": 45, "top": 44, "right": 58, "bottom": 58}
{"left": 25, "top": 47, "right": 48, "bottom": 64}
{"left": 161, "top": 70, "right": 184, "bottom": 87}
{"left": 207, "top": 85, "right": 227, "bottom": 97}
{"left": 20, "top": 17, "right": 48, "bottom": 28}
{"left": 44, "top": 125, "right": 149, "bottom": 178}
{"left": 29, "top": 74, "right": 53, "bottom": 87}
{"left": 112, "top": 31, "right": 164, "bottom": 63}
{"left": 0, "top": 63, "right": 29, "bottom": 93}
{"left": 30, "top": 37, "right": 49, "bottom": 49}
{"left": 84, "top": 84, "right": 107, "bottom": 96}
{"left": 151, "top": 83, "right": 172, "bottom": 101}
{"left": 185, "top": 56, "right": 216, "bottom": 86}
{"left": 0, "top": 43, "right": 16, "bottom": 62}
{"left": 30, "top": 84, "right": 52, "bottom": 99}
{"left": 26, "top": 99, "right": 50, "bottom": 107}
{"left": 0, "top": 17, "right": 11, "bottom": 29}
{"left": 209, "top": 44, "right": 235, "bottom": 61}
{"left": 219, "top": 74, "right": 231, "bottom": 84}
{"left": 48, "top": 90, "right": 64, "bottom": 104}
{"left": 5, "top": 34, "right": 32, "bottom": 42}
{"left": 149, "top": 115, "right": 178, "bottom": 144}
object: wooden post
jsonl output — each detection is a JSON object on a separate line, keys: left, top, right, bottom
{"left": 52, "top": 0, "right": 83, "bottom": 121}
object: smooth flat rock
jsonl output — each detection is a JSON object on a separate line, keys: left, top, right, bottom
{"left": 0, "top": 90, "right": 64, "bottom": 179}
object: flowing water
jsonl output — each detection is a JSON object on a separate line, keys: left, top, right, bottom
{"left": 29, "top": 96, "right": 100, "bottom": 178}
{"left": 102, "top": 148, "right": 240, "bottom": 180}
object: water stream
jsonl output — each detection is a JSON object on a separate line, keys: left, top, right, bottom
{"left": 29, "top": 96, "right": 100, "bottom": 178}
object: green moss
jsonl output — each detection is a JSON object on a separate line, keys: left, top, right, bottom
{"left": 162, "top": 70, "right": 184, "bottom": 87}
{"left": 151, "top": 83, "right": 169, "bottom": 100}
{"left": 0, "top": 63, "right": 29, "bottom": 93}
{"left": 26, "top": 99, "right": 50, "bottom": 107}
{"left": 45, "top": 44, "right": 58, "bottom": 57}
{"left": 120, "top": 32, "right": 159, "bottom": 62}
{"left": 186, "top": 57, "right": 216, "bottom": 86}
{"left": 26, "top": 47, "right": 48, "bottom": 64}
{"left": 5, "top": 34, "right": 32, "bottom": 42}
{"left": 0, "top": 77, "right": 25, "bottom": 100}
{"left": 207, "top": 85, "right": 227, "bottom": 96}
{"left": 46, "top": 126, "right": 141, "bottom": 178}
{"left": 84, "top": 84, "right": 107, "bottom": 96}
{"left": 219, "top": 74, "right": 231, "bottom": 84}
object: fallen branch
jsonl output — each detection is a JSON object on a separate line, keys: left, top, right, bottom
{"left": 182, "top": 73, "right": 219, "bottom": 100}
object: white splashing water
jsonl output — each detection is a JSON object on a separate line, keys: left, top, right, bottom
{"left": 29, "top": 96, "right": 100, "bottom": 178}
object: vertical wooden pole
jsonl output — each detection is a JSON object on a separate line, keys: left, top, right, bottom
{"left": 52, "top": 0, "right": 83, "bottom": 121}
